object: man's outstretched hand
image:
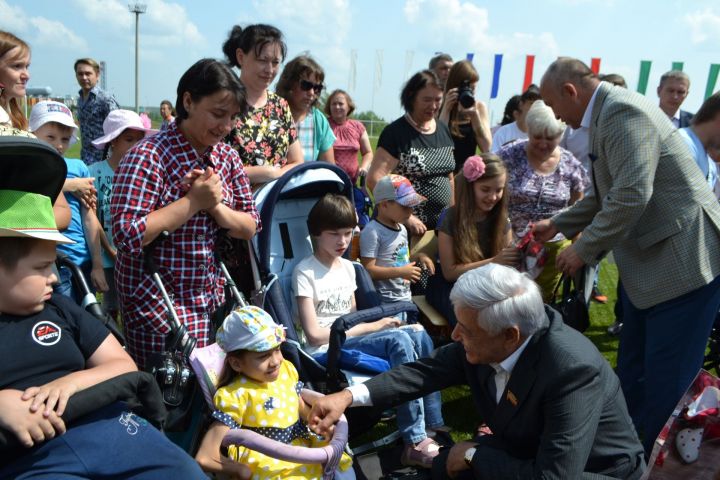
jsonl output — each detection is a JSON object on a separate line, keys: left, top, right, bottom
{"left": 308, "top": 389, "right": 353, "bottom": 437}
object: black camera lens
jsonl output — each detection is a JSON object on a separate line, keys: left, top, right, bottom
{"left": 458, "top": 80, "right": 475, "bottom": 109}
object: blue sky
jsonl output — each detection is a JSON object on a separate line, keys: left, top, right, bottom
{"left": 3, "top": 0, "right": 720, "bottom": 124}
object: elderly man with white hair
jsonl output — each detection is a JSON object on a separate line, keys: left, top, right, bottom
{"left": 498, "top": 100, "right": 588, "bottom": 299}
{"left": 309, "top": 264, "right": 645, "bottom": 480}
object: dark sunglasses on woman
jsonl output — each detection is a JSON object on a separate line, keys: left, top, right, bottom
{"left": 299, "top": 79, "right": 324, "bottom": 94}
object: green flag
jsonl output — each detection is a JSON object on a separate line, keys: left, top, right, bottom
{"left": 672, "top": 61, "right": 684, "bottom": 71}
{"left": 637, "top": 60, "right": 652, "bottom": 94}
{"left": 705, "top": 64, "right": 720, "bottom": 99}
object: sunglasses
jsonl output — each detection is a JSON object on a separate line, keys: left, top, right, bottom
{"left": 299, "top": 79, "right": 324, "bottom": 94}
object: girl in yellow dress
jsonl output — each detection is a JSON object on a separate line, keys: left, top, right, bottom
{"left": 195, "top": 306, "right": 354, "bottom": 480}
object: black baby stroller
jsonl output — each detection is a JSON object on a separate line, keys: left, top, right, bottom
{"left": 248, "top": 162, "right": 434, "bottom": 479}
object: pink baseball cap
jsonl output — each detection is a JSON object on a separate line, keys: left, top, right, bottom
{"left": 91, "top": 109, "right": 157, "bottom": 149}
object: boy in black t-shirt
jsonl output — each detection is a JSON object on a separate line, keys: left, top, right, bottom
{"left": 0, "top": 190, "right": 204, "bottom": 479}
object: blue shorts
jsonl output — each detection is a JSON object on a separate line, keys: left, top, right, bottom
{"left": 0, "top": 402, "right": 205, "bottom": 479}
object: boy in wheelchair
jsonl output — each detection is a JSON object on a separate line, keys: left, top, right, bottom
{"left": 293, "top": 193, "right": 446, "bottom": 469}
{"left": 0, "top": 190, "right": 203, "bottom": 479}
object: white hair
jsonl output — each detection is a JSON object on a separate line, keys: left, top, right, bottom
{"left": 526, "top": 100, "right": 566, "bottom": 138}
{"left": 450, "top": 264, "right": 547, "bottom": 337}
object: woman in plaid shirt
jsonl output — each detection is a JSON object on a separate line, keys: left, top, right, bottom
{"left": 111, "top": 59, "right": 260, "bottom": 368}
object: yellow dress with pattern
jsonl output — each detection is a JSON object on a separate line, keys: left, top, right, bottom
{"left": 214, "top": 360, "right": 352, "bottom": 479}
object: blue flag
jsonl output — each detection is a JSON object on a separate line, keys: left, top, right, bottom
{"left": 466, "top": 52, "right": 474, "bottom": 62}
{"left": 491, "top": 54, "right": 503, "bottom": 99}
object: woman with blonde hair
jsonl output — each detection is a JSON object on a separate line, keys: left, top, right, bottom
{"left": 426, "top": 153, "right": 519, "bottom": 325}
{"left": 439, "top": 60, "right": 492, "bottom": 172}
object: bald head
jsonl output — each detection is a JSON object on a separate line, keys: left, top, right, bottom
{"left": 541, "top": 57, "right": 598, "bottom": 93}
{"left": 539, "top": 57, "right": 600, "bottom": 129}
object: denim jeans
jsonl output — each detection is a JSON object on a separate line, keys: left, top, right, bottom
{"left": 342, "top": 325, "right": 444, "bottom": 444}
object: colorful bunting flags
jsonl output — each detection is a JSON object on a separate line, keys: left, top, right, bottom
{"left": 637, "top": 60, "right": 652, "bottom": 94}
{"left": 490, "top": 54, "right": 503, "bottom": 99}
{"left": 523, "top": 55, "right": 535, "bottom": 92}
{"left": 706, "top": 64, "right": 720, "bottom": 99}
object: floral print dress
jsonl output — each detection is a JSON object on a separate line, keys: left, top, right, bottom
{"left": 226, "top": 91, "right": 298, "bottom": 168}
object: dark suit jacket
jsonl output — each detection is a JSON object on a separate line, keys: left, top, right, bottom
{"left": 679, "top": 109, "right": 694, "bottom": 128}
{"left": 363, "top": 308, "right": 645, "bottom": 479}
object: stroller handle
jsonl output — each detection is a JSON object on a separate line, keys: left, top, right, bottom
{"left": 142, "top": 230, "right": 195, "bottom": 357}
{"left": 55, "top": 252, "right": 125, "bottom": 344}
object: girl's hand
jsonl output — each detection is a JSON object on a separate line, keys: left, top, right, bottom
{"left": 414, "top": 253, "right": 435, "bottom": 275}
{"left": 405, "top": 215, "right": 427, "bottom": 237}
{"left": 22, "top": 377, "right": 80, "bottom": 417}
{"left": 493, "top": 247, "right": 521, "bottom": 267}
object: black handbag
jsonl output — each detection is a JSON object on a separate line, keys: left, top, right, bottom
{"left": 550, "top": 273, "right": 590, "bottom": 333}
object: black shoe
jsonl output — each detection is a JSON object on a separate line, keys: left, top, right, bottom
{"left": 607, "top": 320, "right": 623, "bottom": 336}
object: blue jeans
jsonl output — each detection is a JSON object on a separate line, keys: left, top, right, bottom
{"left": 616, "top": 275, "right": 720, "bottom": 454}
{"left": 0, "top": 402, "right": 204, "bottom": 480}
{"left": 343, "top": 325, "right": 444, "bottom": 444}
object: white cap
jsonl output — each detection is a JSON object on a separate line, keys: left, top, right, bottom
{"left": 29, "top": 101, "right": 79, "bottom": 145}
{"left": 91, "top": 109, "right": 158, "bottom": 149}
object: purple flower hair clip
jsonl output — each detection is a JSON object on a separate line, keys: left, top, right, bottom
{"left": 463, "top": 155, "right": 486, "bottom": 182}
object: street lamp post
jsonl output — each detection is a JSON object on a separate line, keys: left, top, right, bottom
{"left": 128, "top": 3, "right": 146, "bottom": 113}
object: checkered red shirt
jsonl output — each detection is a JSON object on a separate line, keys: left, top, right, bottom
{"left": 111, "top": 122, "right": 260, "bottom": 367}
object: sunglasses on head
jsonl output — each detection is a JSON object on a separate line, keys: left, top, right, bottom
{"left": 299, "top": 79, "right": 324, "bottom": 94}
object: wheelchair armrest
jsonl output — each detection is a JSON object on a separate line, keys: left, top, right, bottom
{"left": 0, "top": 371, "right": 166, "bottom": 451}
{"left": 325, "top": 301, "right": 418, "bottom": 388}
{"left": 221, "top": 408, "right": 348, "bottom": 479}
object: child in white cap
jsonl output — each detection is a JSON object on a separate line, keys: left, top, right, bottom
{"left": 88, "top": 110, "right": 156, "bottom": 320}
{"left": 29, "top": 100, "right": 107, "bottom": 301}
{"left": 195, "top": 305, "right": 353, "bottom": 480}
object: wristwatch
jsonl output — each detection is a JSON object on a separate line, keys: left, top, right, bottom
{"left": 464, "top": 446, "right": 477, "bottom": 467}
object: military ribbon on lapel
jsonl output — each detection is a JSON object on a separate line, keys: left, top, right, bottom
{"left": 507, "top": 390, "right": 518, "bottom": 407}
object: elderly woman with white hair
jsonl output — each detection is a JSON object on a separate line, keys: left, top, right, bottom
{"left": 498, "top": 100, "right": 588, "bottom": 298}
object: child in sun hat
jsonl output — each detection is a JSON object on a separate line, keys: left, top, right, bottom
{"left": 195, "top": 305, "right": 354, "bottom": 479}
{"left": 0, "top": 189, "right": 204, "bottom": 479}
{"left": 29, "top": 100, "right": 108, "bottom": 302}
{"left": 88, "top": 110, "right": 157, "bottom": 320}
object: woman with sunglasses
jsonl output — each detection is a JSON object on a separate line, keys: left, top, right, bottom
{"left": 222, "top": 24, "right": 302, "bottom": 185}
{"left": 276, "top": 55, "right": 335, "bottom": 163}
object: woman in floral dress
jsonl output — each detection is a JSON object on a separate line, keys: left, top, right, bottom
{"left": 222, "top": 24, "right": 302, "bottom": 186}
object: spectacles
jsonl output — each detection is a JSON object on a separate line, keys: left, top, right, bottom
{"left": 299, "top": 79, "right": 324, "bottom": 94}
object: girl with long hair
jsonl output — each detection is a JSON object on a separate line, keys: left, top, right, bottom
{"left": 426, "top": 153, "right": 520, "bottom": 325}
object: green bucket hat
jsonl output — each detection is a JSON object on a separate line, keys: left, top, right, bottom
{"left": 0, "top": 190, "right": 73, "bottom": 244}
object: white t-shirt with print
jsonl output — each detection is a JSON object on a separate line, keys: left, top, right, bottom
{"left": 491, "top": 121, "right": 527, "bottom": 153}
{"left": 292, "top": 255, "right": 356, "bottom": 354}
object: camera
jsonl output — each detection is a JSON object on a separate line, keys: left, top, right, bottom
{"left": 457, "top": 80, "right": 475, "bottom": 109}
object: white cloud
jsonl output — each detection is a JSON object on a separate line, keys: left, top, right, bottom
{"left": 0, "top": 0, "right": 29, "bottom": 32}
{"left": 0, "top": 0, "right": 87, "bottom": 51}
{"left": 402, "top": 0, "right": 558, "bottom": 60}
{"left": 684, "top": 8, "right": 720, "bottom": 44}
{"left": 245, "top": 0, "right": 353, "bottom": 89}
{"left": 29, "top": 17, "right": 87, "bottom": 50}
{"left": 71, "top": 0, "right": 205, "bottom": 48}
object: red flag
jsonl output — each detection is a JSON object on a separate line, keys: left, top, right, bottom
{"left": 523, "top": 55, "right": 535, "bottom": 91}
{"left": 590, "top": 58, "right": 601, "bottom": 75}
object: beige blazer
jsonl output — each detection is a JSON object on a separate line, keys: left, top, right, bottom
{"left": 553, "top": 81, "right": 720, "bottom": 309}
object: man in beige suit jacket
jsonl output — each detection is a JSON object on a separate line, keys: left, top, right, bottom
{"left": 535, "top": 57, "right": 720, "bottom": 454}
